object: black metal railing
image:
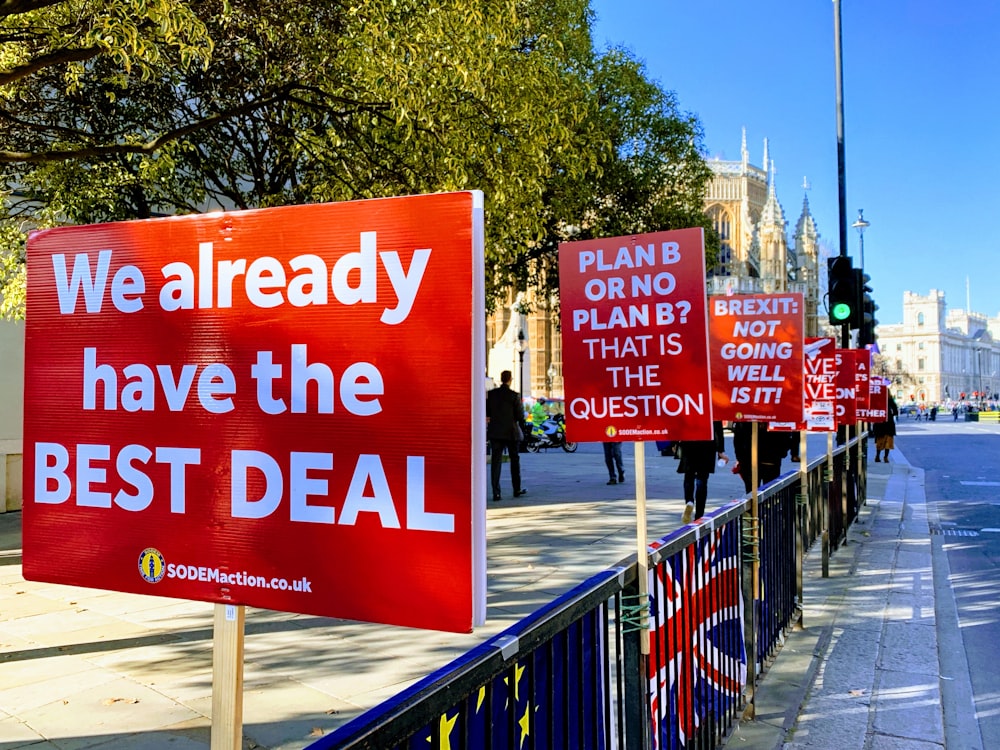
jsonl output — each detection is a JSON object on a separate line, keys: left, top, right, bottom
{"left": 308, "top": 436, "right": 865, "bottom": 750}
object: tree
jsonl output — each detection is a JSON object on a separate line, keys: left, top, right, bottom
{"left": 0, "top": 0, "right": 713, "bottom": 317}
{"left": 521, "top": 46, "right": 717, "bottom": 300}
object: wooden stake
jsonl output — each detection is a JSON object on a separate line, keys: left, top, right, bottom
{"left": 634, "top": 441, "right": 649, "bottom": 655}
{"left": 211, "top": 603, "right": 245, "bottom": 750}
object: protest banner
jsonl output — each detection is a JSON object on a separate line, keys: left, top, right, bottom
{"left": 23, "top": 191, "right": 487, "bottom": 634}
{"left": 709, "top": 293, "right": 804, "bottom": 423}
{"left": 802, "top": 336, "right": 837, "bottom": 431}
{"left": 558, "top": 228, "right": 713, "bottom": 443}
{"left": 859, "top": 375, "right": 890, "bottom": 422}
{"left": 855, "top": 347, "right": 872, "bottom": 413}
{"left": 835, "top": 349, "right": 857, "bottom": 425}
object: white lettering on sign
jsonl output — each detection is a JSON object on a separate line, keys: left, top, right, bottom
{"left": 250, "top": 346, "right": 383, "bottom": 416}
{"left": 577, "top": 241, "right": 681, "bottom": 273}
{"left": 713, "top": 296, "right": 799, "bottom": 316}
{"left": 34, "top": 442, "right": 200, "bottom": 513}
{"left": 719, "top": 342, "right": 793, "bottom": 360}
{"left": 82, "top": 344, "right": 383, "bottom": 416}
{"left": 83, "top": 347, "right": 236, "bottom": 414}
{"left": 571, "top": 301, "right": 691, "bottom": 331}
{"left": 568, "top": 392, "right": 706, "bottom": 419}
{"left": 33, "top": 443, "right": 453, "bottom": 532}
{"left": 231, "top": 451, "right": 453, "bottom": 531}
{"left": 50, "top": 232, "right": 430, "bottom": 324}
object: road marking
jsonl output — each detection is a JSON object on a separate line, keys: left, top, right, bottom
{"left": 980, "top": 528, "right": 1000, "bottom": 533}
{"left": 959, "top": 481, "right": 1000, "bottom": 487}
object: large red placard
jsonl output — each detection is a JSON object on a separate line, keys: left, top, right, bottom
{"left": 835, "top": 349, "right": 857, "bottom": 424}
{"left": 558, "top": 229, "right": 713, "bottom": 443}
{"left": 709, "top": 293, "right": 804, "bottom": 423}
{"left": 23, "top": 192, "right": 486, "bottom": 633}
{"left": 803, "top": 336, "right": 837, "bottom": 432}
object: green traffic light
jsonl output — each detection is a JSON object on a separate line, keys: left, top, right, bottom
{"left": 831, "top": 302, "right": 852, "bottom": 321}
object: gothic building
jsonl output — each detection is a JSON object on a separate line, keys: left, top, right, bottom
{"left": 703, "top": 129, "right": 822, "bottom": 335}
{"left": 489, "top": 128, "right": 827, "bottom": 398}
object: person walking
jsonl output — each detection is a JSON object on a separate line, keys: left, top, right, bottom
{"left": 487, "top": 370, "right": 528, "bottom": 502}
{"left": 873, "top": 394, "right": 899, "bottom": 463}
{"left": 678, "top": 421, "right": 728, "bottom": 523}
{"left": 732, "top": 421, "right": 793, "bottom": 493}
{"left": 603, "top": 442, "right": 625, "bottom": 485}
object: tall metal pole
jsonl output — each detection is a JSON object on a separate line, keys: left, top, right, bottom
{"left": 833, "top": 0, "right": 849, "bottom": 349}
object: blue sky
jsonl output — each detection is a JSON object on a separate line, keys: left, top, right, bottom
{"left": 588, "top": 0, "right": 1000, "bottom": 325}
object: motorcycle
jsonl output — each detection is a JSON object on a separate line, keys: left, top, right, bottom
{"left": 525, "top": 413, "right": 578, "bottom": 453}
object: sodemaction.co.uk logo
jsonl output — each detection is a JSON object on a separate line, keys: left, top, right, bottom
{"left": 138, "top": 547, "right": 166, "bottom": 583}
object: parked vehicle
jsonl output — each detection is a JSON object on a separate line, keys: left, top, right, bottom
{"left": 525, "top": 413, "right": 578, "bottom": 453}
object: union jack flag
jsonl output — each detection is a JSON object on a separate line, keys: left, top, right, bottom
{"left": 648, "top": 522, "right": 746, "bottom": 749}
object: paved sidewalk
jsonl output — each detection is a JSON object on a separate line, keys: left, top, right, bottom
{"left": 734, "top": 448, "right": 956, "bottom": 749}
{"left": 0, "top": 436, "right": 953, "bottom": 749}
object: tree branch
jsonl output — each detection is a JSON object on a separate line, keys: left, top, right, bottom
{"left": 0, "top": 84, "right": 303, "bottom": 163}
{"left": 0, "top": 46, "right": 100, "bottom": 87}
{"left": 0, "top": 0, "right": 63, "bottom": 20}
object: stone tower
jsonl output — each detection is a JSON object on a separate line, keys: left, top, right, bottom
{"left": 792, "top": 192, "right": 821, "bottom": 335}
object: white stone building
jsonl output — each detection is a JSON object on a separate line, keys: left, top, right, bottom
{"left": 876, "top": 290, "right": 1000, "bottom": 406}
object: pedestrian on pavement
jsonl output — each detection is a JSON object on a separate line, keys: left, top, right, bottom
{"left": 677, "top": 420, "right": 728, "bottom": 523}
{"left": 953, "top": 405, "right": 959, "bottom": 421}
{"left": 487, "top": 370, "right": 528, "bottom": 502}
{"left": 603, "top": 442, "right": 625, "bottom": 485}
{"left": 731, "top": 421, "right": 793, "bottom": 493}
{"left": 873, "top": 394, "right": 899, "bottom": 463}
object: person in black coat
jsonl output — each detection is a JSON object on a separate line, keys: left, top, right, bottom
{"left": 731, "top": 421, "right": 794, "bottom": 493}
{"left": 872, "top": 395, "right": 899, "bottom": 462}
{"left": 486, "top": 370, "right": 528, "bottom": 502}
{"left": 678, "top": 421, "right": 728, "bottom": 523}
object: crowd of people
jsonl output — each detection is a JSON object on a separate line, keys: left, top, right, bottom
{"left": 903, "top": 400, "right": 997, "bottom": 422}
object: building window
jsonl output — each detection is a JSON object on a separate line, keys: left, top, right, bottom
{"left": 896, "top": 343, "right": 902, "bottom": 351}
{"left": 917, "top": 312, "right": 925, "bottom": 326}
{"left": 918, "top": 342, "right": 924, "bottom": 350}
{"left": 918, "top": 358, "right": 925, "bottom": 370}
{"left": 895, "top": 359, "right": 903, "bottom": 371}
{"left": 707, "top": 205, "right": 733, "bottom": 277}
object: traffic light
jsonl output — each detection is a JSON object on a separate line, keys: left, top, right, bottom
{"left": 858, "top": 295, "right": 879, "bottom": 347}
{"left": 827, "top": 256, "right": 856, "bottom": 325}
{"left": 856, "top": 271, "right": 878, "bottom": 346}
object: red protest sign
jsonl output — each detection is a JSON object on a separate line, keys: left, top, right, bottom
{"left": 558, "top": 228, "right": 713, "bottom": 442}
{"left": 709, "top": 293, "right": 805, "bottom": 422}
{"left": 859, "top": 376, "right": 889, "bottom": 422}
{"left": 23, "top": 192, "right": 486, "bottom": 634}
{"left": 835, "top": 349, "right": 857, "bottom": 424}
{"left": 801, "top": 337, "right": 837, "bottom": 432}
{"left": 855, "top": 348, "right": 872, "bottom": 412}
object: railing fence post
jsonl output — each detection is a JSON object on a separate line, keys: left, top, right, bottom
{"left": 622, "top": 573, "right": 651, "bottom": 750}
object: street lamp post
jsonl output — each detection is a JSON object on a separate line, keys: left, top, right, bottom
{"left": 977, "top": 349, "right": 985, "bottom": 408}
{"left": 852, "top": 209, "right": 870, "bottom": 270}
{"left": 517, "top": 328, "right": 527, "bottom": 397}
